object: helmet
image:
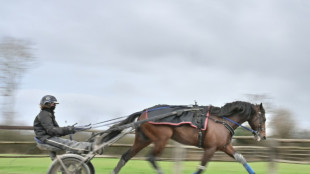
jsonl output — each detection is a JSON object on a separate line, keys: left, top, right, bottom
{"left": 40, "top": 95, "right": 59, "bottom": 105}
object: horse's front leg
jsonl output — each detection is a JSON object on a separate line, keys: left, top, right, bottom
{"left": 222, "top": 144, "right": 256, "bottom": 174}
{"left": 193, "top": 146, "right": 217, "bottom": 174}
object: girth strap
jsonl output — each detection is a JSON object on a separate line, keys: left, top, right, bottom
{"left": 197, "top": 107, "right": 210, "bottom": 148}
{"left": 198, "top": 129, "right": 207, "bottom": 148}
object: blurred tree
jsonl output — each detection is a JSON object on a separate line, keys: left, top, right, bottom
{"left": 270, "top": 109, "right": 295, "bottom": 138}
{"left": 244, "top": 93, "right": 273, "bottom": 111}
{"left": 0, "top": 37, "right": 35, "bottom": 125}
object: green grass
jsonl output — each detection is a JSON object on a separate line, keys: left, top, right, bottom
{"left": 0, "top": 157, "right": 309, "bottom": 174}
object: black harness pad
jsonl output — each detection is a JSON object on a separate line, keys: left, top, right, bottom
{"left": 145, "top": 105, "right": 209, "bottom": 130}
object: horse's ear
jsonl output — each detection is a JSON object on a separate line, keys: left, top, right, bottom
{"left": 259, "top": 103, "right": 263, "bottom": 109}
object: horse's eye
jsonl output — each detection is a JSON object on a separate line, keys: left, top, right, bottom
{"left": 258, "top": 112, "right": 262, "bottom": 115}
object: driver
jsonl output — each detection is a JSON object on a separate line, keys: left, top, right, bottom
{"left": 33, "top": 95, "right": 92, "bottom": 154}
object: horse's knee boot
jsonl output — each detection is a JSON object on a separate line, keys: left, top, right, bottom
{"left": 121, "top": 149, "right": 131, "bottom": 162}
{"left": 233, "top": 152, "right": 255, "bottom": 174}
{"left": 233, "top": 152, "right": 247, "bottom": 165}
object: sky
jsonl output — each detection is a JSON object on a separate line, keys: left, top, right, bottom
{"left": 0, "top": 0, "right": 309, "bottom": 132}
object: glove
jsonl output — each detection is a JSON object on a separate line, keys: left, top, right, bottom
{"left": 75, "top": 125, "right": 92, "bottom": 131}
{"left": 67, "top": 126, "right": 76, "bottom": 134}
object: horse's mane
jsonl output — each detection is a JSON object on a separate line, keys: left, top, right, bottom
{"left": 210, "top": 101, "right": 256, "bottom": 119}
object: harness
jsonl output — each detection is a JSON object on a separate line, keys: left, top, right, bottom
{"left": 210, "top": 111, "right": 264, "bottom": 138}
{"left": 224, "top": 110, "right": 265, "bottom": 138}
{"left": 209, "top": 117, "right": 235, "bottom": 137}
{"left": 196, "top": 106, "right": 210, "bottom": 148}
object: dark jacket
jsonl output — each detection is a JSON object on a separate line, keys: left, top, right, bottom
{"left": 33, "top": 108, "right": 75, "bottom": 141}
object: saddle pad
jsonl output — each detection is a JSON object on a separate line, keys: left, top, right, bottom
{"left": 145, "top": 105, "right": 209, "bottom": 130}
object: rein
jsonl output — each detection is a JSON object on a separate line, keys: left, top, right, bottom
{"left": 222, "top": 117, "right": 258, "bottom": 135}
{"left": 73, "top": 116, "right": 128, "bottom": 132}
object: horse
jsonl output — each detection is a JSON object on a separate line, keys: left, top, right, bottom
{"left": 100, "top": 101, "right": 266, "bottom": 174}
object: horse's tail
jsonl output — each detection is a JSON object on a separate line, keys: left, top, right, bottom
{"left": 100, "top": 111, "right": 143, "bottom": 143}
{"left": 118, "top": 110, "right": 143, "bottom": 126}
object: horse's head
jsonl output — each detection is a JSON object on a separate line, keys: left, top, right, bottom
{"left": 248, "top": 103, "right": 266, "bottom": 141}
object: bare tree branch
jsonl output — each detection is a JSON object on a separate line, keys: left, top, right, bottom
{"left": 0, "top": 37, "right": 36, "bottom": 124}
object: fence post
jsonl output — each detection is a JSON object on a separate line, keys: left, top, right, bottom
{"left": 268, "top": 138, "right": 278, "bottom": 174}
{"left": 173, "top": 141, "right": 185, "bottom": 174}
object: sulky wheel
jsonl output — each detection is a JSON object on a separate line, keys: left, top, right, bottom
{"left": 48, "top": 154, "right": 93, "bottom": 174}
{"left": 86, "top": 161, "right": 95, "bottom": 174}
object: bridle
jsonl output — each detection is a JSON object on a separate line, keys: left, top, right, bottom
{"left": 251, "top": 111, "right": 265, "bottom": 137}
{"left": 222, "top": 109, "right": 265, "bottom": 137}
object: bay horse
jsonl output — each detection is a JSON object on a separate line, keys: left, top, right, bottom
{"left": 101, "top": 101, "right": 266, "bottom": 174}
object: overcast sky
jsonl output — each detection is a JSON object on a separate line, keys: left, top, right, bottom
{"left": 0, "top": 0, "right": 309, "bottom": 131}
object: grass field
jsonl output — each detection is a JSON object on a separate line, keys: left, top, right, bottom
{"left": 0, "top": 157, "right": 309, "bottom": 174}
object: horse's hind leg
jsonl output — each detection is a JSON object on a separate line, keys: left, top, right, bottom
{"left": 147, "top": 140, "right": 168, "bottom": 174}
{"left": 222, "top": 144, "right": 256, "bottom": 174}
{"left": 145, "top": 127, "right": 172, "bottom": 174}
{"left": 147, "top": 151, "right": 164, "bottom": 174}
{"left": 111, "top": 134, "right": 151, "bottom": 174}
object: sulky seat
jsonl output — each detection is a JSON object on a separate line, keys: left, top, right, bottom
{"left": 34, "top": 137, "right": 62, "bottom": 151}
{"left": 34, "top": 137, "right": 63, "bottom": 160}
